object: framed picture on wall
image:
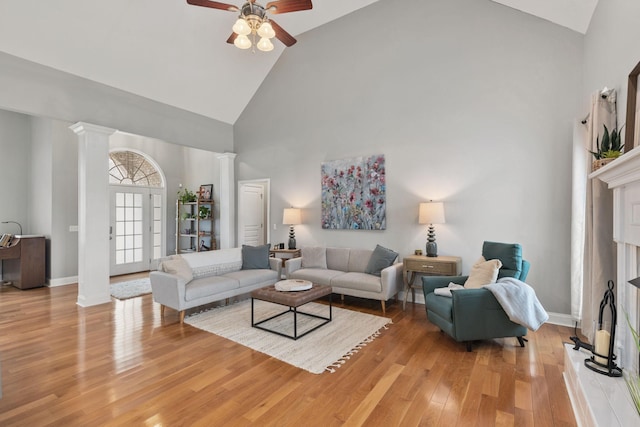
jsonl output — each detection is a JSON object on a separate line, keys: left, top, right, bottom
{"left": 199, "top": 184, "right": 213, "bottom": 201}
{"left": 321, "top": 154, "right": 386, "bottom": 230}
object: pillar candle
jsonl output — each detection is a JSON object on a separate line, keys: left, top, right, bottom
{"left": 594, "top": 329, "right": 610, "bottom": 365}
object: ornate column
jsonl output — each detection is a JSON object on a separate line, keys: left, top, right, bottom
{"left": 70, "top": 122, "right": 116, "bottom": 307}
{"left": 217, "top": 152, "right": 237, "bottom": 249}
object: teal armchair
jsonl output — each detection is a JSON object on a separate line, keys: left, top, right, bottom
{"left": 422, "top": 241, "right": 531, "bottom": 351}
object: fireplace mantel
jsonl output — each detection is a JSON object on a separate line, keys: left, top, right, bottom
{"left": 591, "top": 147, "right": 640, "bottom": 188}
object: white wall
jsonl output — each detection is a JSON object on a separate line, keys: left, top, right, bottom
{"left": 234, "top": 0, "right": 584, "bottom": 314}
{"left": 29, "top": 117, "right": 54, "bottom": 278}
{"left": 0, "top": 51, "right": 233, "bottom": 154}
{"left": 50, "top": 119, "right": 80, "bottom": 280}
{"left": 0, "top": 110, "right": 30, "bottom": 236}
{"left": 583, "top": 0, "right": 640, "bottom": 123}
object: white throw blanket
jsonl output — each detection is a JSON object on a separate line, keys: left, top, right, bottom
{"left": 434, "top": 282, "right": 465, "bottom": 297}
{"left": 485, "top": 277, "right": 548, "bottom": 331}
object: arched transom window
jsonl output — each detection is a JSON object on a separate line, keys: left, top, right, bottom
{"left": 109, "top": 151, "right": 163, "bottom": 187}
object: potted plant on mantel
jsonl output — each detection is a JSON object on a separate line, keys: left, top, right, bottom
{"left": 590, "top": 124, "right": 625, "bottom": 171}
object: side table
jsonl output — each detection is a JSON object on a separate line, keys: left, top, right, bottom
{"left": 403, "top": 255, "right": 462, "bottom": 309}
{"left": 269, "top": 248, "right": 301, "bottom": 267}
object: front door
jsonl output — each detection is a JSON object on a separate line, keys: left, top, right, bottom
{"left": 109, "top": 187, "right": 163, "bottom": 276}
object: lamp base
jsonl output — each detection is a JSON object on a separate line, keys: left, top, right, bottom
{"left": 426, "top": 241, "right": 438, "bottom": 257}
{"left": 288, "top": 237, "right": 296, "bottom": 250}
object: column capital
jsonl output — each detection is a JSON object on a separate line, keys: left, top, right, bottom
{"left": 216, "top": 152, "right": 237, "bottom": 160}
{"left": 70, "top": 122, "right": 117, "bottom": 136}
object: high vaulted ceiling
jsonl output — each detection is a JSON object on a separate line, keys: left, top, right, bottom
{"left": 0, "top": 0, "right": 597, "bottom": 125}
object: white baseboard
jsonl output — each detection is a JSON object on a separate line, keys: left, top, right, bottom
{"left": 547, "top": 312, "right": 579, "bottom": 328}
{"left": 48, "top": 276, "right": 78, "bottom": 287}
{"left": 400, "top": 291, "right": 577, "bottom": 329}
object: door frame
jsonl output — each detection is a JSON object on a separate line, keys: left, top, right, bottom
{"left": 237, "top": 179, "right": 270, "bottom": 247}
{"left": 108, "top": 148, "right": 167, "bottom": 276}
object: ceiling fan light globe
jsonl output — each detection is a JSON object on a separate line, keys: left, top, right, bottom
{"left": 234, "top": 34, "right": 252, "bottom": 49}
{"left": 232, "top": 18, "right": 251, "bottom": 36}
{"left": 257, "top": 22, "right": 276, "bottom": 39}
{"left": 257, "top": 37, "right": 274, "bottom": 52}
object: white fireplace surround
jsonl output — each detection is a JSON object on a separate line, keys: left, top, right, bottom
{"left": 563, "top": 149, "right": 640, "bottom": 426}
{"left": 591, "top": 148, "right": 640, "bottom": 375}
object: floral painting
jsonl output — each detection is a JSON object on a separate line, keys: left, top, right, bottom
{"left": 321, "top": 154, "right": 386, "bottom": 230}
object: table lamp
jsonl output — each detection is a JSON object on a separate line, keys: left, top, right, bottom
{"left": 283, "top": 208, "right": 301, "bottom": 249}
{"left": 418, "top": 202, "right": 445, "bottom": 257}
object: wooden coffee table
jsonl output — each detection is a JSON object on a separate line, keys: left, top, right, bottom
{"left": 250, "top": 283, "right": 332, "bottom": 340}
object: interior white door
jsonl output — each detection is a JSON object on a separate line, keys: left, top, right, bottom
{"left": 109, "top": 187, "right": 163, "bottom": 275}
{"left": 238, "top": 183, "right": 265, "bottom": 246}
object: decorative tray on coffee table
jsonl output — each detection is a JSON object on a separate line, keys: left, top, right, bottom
{"left": 275, "top": 279, "right": 312, "bottom": 292}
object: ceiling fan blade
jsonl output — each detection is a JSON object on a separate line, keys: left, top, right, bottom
{"left": 265, "top": 0, "right": 312, "bottom": 14}
{"left": 270, "top": 19, "right": 297, "bottom": 46}
{"left": 186, "top": 0, "right": 239, "bottom": 12}
{"left": 226, "top": 33, "right": 238, "bottom": 44}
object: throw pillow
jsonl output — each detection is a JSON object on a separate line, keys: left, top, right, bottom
{"left": 241, "top": 244, "right": 271, "bottom": 270}
{"left": 464, "top": 256, "right": 502, "bottom": 289}
{"left": 162, "top": 255, "right": 193, "bottom": 284}
{"left": 301, "top": 246, "right": 327, "bottom": 269}
{"left": 364, "top": 244, "right": 399, "bottom": 277}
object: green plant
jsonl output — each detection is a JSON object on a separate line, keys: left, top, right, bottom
{"left": 590, "top": 124, "right": 625, "bottom": 160}
{"left": 624, "top": 311, "right": 640, "bottom": 416}
{"left": 199, "top": 205, "right": 211, "bottom": 219}
{"left": 177, "top": 188, "right": 197, "bottom": 204}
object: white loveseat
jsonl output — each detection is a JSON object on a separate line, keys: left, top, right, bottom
{"left": 284, "top": 246, "right": 403, "bottom": 314}
{"left": 150, "top": 247, "right": 281, "bottom": 323}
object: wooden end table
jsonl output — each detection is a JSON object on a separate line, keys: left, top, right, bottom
{"left": 403, "top": 255, "right": 462, "bottom": 309}
{"left": 269, "top": 248, "right": 301, "bottom": 267}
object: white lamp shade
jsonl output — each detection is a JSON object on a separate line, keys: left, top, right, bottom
{"left": 419, "top": 202, "right": 445, "bottom": 224}
{"left": 234, "top": 34, "right": 252, "bottom": 49}
{"left": 257, "top": 21, "right": 276, "bottom": 39}
{"left": 283, "top": 208, "right": 302, "bottom": 225}
{"left": 232, "top": 18, "right": 251, "bottom": 36}
{"left": 256, "top": 37, "right": 274, "bottom": 52}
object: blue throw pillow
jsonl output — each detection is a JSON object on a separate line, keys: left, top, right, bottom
{"left": 365, "top": 244, "right": 399, "bottom": 277}
{"left": 242, "top": 244, "right": 271, "bottom": 270}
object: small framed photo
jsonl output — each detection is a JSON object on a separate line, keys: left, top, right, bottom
{"left": 199, "top": 184, "right": 213, "bottom": 201}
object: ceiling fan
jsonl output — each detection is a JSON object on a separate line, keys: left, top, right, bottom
{"left": 186, "top": 0, "right": 313, "bottom": 52}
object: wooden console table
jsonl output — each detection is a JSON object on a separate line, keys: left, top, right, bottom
{"left": 0, "top": 236, "right": 46, "bottom": 289}
{"left": 402, "top": 255, "right": 461, "bottom": 309}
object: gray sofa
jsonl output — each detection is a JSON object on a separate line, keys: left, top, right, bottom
{"left": 150, "top": 247, "right": 281, "bottom": 323}
{"left": 284, "top": 246, "right": 402, "bottom": 314}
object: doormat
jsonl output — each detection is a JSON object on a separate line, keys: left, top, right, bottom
{"left": 110, "top": 278, "right": 152, "bottom": 300}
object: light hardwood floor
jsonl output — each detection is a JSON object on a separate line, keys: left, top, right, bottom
{"left": 0, "top": 276, "right": 577, "bottom": 426}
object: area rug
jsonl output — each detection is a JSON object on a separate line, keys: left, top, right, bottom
{"left": 185, "top": 299, "right": 392, "bottom": 374}
{"left": 110, "top": 278, "right": 152, "bottom": 300}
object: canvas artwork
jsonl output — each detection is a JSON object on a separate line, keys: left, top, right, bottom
{"left": 321, "top": 154, "right": 386, "bottom": 230}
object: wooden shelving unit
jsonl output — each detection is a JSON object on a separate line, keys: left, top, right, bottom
{"left": 175, "top": 199, "right": 216, "bottom": 254}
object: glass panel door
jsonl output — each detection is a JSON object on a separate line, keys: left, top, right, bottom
{"left": 109, "top": 187, "right": 162, "bottom": 276}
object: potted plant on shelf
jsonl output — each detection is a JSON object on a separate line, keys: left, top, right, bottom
{"left": 199, "top": 205, "right": 211, "bottom": 219}
{"left": 590, "top": 124, "right": 625, "bottom": 171}
{"left": 177, "top": 188, "right": 197, "bottom": 204}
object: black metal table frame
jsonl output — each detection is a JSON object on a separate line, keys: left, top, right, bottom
{"left": 251, "top": 293, "right": 332, "bottom": 340}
